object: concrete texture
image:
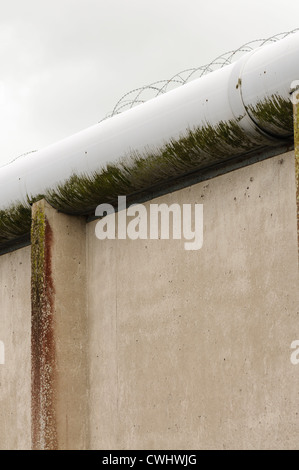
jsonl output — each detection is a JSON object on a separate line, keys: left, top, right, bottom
{"left": 0, "top": 246, "right": 31, "bottom": 450}
{"left": 87, "top": 151, "right": 299, "bottom": 450}
{"left": 31, "top": 200, "right": 88, "bottom": 450}
{"left": 0, "top": 150, "right": 298, "bottom": 450}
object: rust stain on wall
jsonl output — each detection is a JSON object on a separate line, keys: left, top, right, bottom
{"left": 31, "top": 201, "right": 58, "bottom": 450}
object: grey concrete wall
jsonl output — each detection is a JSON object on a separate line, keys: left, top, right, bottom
{"left": 48, "top": 207, "right": 89, "bottom": 450}
{"left": 0, "top": 246, "right": 31, "bottom": 450}
{"left": 0, "top": 150, "right": 298, "bottom": 450}
{"left": 87, "top": 151, "right": 299, "bottom": 450}
{"left": 31, "top": 200, "right": 88, "bottom": 450}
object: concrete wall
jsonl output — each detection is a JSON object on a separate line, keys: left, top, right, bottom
{"left": 0, "top": 246, "right": 31, "bottom": 450}
{"left": 30, "top": 201, "right": 88, "bottom": 450}
{"left": 87, "top": 151, "right": 299, "bottom": 450}
{"left": 0, "top": 150, "right": 298, "bottom": 449}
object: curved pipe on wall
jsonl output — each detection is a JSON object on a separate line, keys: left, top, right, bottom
{"left": 0, "top": 32, "right": 298, "bottom": 218}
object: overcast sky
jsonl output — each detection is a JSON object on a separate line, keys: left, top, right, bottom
{"left": 0, "top": 0, "right": 299, "bottom": 166}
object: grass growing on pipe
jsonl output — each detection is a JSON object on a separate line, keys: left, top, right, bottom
{"left": 45, "top": 118, "right": 262, "bottom": 214}
{"left": 0, "top": 195, "right": 49, "bottom": 245}
{"left": 246, "top": 95, "right": 293, "bottom": 136}
{"left": 0, "top": 203, "right": 31, "bottom": 245}
{"left": 0, "top": 96, "right": 294, "bottom": 246}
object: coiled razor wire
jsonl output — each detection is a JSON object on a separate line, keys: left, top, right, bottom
{"left": 103, "top": 28, "right": 299, "bottom": 120}
{"left": 2, "top": 28, "right": 299, "bottom": 170}
{"left": 0, "top": 149, "right": 37, "bottom": 169}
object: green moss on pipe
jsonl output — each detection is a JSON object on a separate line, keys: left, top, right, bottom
{"left": 0, "top": 96, "right": 294, "bottom": 246}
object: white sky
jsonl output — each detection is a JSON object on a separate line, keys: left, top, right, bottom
{"left": 0, "top": 0, "right": 299, "bottom": 166}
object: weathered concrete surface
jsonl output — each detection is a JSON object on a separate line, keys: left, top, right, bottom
{"left": 87, "top": 151, "right": 299, "bottom": 450}
{"left": 31, "top": 201, "right": 57, "bottom": 449}
{"left": 31, "top": 200, "right": 88, "bottom": 450}
{"left": 0, "top": 150, "right": 298, "bottom": 450}
{"left": 0, "top": 246, "right": 31, "bottom": 450}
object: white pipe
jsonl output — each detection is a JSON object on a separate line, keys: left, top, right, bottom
{"left": 0, "top": 31, "right": 299, "bottom": 212}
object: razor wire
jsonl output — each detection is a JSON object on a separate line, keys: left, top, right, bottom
{"left": 3, "top": 28, "right": 298, "bottom": 169}
{"left": 0, "top": 149, "right": 37, "bottom": 169}
{"left": 103, "top": 28, "right": 299, "bottom": 120}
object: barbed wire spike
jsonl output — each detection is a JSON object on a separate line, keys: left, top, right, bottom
{"left": 101, "top": 28, "right": 299, "bottom": 121}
